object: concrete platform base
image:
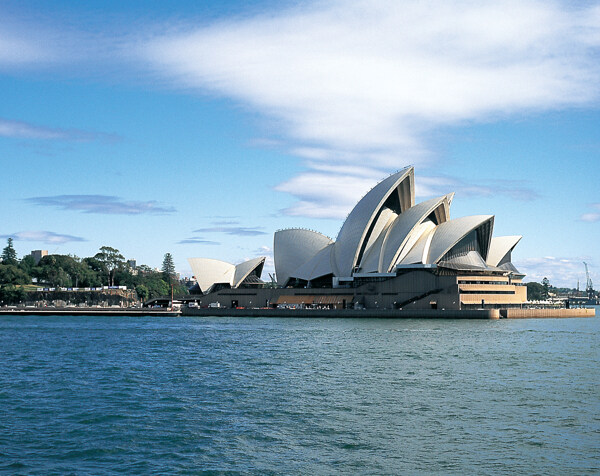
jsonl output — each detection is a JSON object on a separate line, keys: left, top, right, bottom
{"left": 183, "top": 308, "right": 501, "bottom": 319}
{"left": 182, "top": 307, "right": 596, "bottom": 319}
{"left": 500, "top": 308, "right": 595, "bottom": 319}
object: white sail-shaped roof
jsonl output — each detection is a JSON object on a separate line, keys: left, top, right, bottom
{"left": 486, "top": 235, "right": 522, "bottom": 267}
{"left": 379, "top": 194, "right": 453, "bottom": 272}
{"left": 188, "top": 256, "right": 266, "bottom": 292}
{"left": 427, "top": 215, "right": 494, "bottom": 264}
{"left": 233, "top": 256, "right": 265, "bottom": 287}
{"left": 358, "top": 223, "right": 391, "bottom": 273}
{"left": 333, "top": 167, "right": 414, "bottom": 276}
{"left": 357, "top": 207, "right": 398, "bottom": 273}
{"left": 274, "top": 229, "right": 333, "bottom": 285}
{"left": 292, "top": 243, "right": 334, "bottom": 281}
{"left": 188, "top": 258, "right": 235, "bottom": 292}
{"left": 398, "top": 224, "right": 436, "bottom": 264}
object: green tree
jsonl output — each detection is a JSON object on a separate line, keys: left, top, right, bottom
{"left": 114, "top": 267, "right": 135, "bottom": 289}
{"left": 82, "top": 257, "right": 104, "bottom": 286}
{"left": 0, "top": 264, "right": 31, "bottom": 285}
{"left": 526, "top": 282, "right": 544, "bottom": 301}
{"left": 162, "top": 253, "right": 176, "bottom": 283}
{"left": 136, "top": 264, "right": 154, "bottom": 274}
{"left": 542, "top": 277, "right": 550, "bottom": 299}
{"left": 1, "top": 238, "right": 18, "bottom": 266}
{"left": 94, "top": 246, "right": 125, "bottom": 286}
{"left": 143, "top": 275, "right": 170, "bottom": 299}
{"left": 20, "top": 254, "right": 35, "bottom": 275}
{"left": 0, "top": 284, "right": 25, "bottom": 305}
{"left": 135, "top": 284, "right": 150, "bottom": 302}
{"left": 33, "top": 256, "right": 73, "bottom": 287}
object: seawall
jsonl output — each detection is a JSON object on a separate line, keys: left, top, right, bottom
{"left": 183, "top": 308, "right": 501, "bottom": 319}
{"left": 182, "top": 307, "right": 596, "bottom": 319}
{"left": 0, "top": 308, "right": 180, "bottom": 317}
{"left": 1, "top": 307, "right": 593, "bottom": 319}
{"left": 499, "top": 308, "right": 595, "bottom": 319}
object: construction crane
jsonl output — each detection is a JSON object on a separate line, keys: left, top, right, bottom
{"left": 583, "top": 262, "right": 594, "bottom": 300}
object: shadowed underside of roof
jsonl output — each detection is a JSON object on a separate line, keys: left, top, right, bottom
{"left": 438, "top": 250, "right": 490, "bottom": 271}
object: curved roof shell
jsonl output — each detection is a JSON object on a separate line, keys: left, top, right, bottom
{"left": 188, "top": 257, "right": 267, "bottom": 292}
{"left": 274, "top": 229, "right": 333, "bottom": 285}
{"left": 292, "top": 243, "right": 334, "bottom": 281}
{"left": 398, "top": 223, "right": 436, "bottom": 264}
{"left": 486, "top": 235, "right": 522, "bottom": 267}
{"left": 357, "top": 207, "right": 398, "bottom": 273}
{"left": 379, "top": 194, "right": 453, "bottom": 272}
{"left": 233, "top": 256, "right": 265, "bottom": 287}
{"left": 426, "top": 215, "right": 494, "bottom": 264}
{"left": 187, "top": 258, "right": 235, "bottom": 292}
{"left": 333, "top": 167, "right": 414, "bottom": 276}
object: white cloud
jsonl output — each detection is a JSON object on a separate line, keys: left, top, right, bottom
{"left": 0, "top": 29, "right": 52, "bottom": 65}
{"left": 27, "top": 195, "right": 175, "bottom": 215}
{"left": 1, "top": 231, "right": 86, "bottom": 244}
{"left": 0, "top": 118, "right": 68, "bottom": 140}
{"left": 580, "top": 203, "right": 600, "bottom": 222}
{"left": 275, "top": 171, "right": 379, "bottom": 218}
{"left": 518, "top": 256, "right": 594, "bottom": 288}
{"left": 1, "top": 1, "right": 598, "bottom": 219}
{"left": 416, "top": 175, "right": 540, "bottom": 202}
{"left": 0, "top": 8, "right": 136, "bottom": 72}
{"left": 274, "top": 169, "right": 540, "bottom": 220}
{"left": 143, "top": 0, "right": 600, "bottom": 217}
{"left": 0, "top": 118, "right": 120, "bottom": 142}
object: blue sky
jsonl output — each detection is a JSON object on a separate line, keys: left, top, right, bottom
{"left": 1, "top": 0, "right": 599, "bottom": 287}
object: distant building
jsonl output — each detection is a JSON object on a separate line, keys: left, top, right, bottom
{"left": 127, "top": 259, "right": 138, "bottom": 275}
{"left": 31, "top": 250, "right": 48, "bottom": 265}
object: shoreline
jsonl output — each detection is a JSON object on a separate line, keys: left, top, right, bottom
{"left": 182, "top": 307, "right": 595, "bottom": 319}
{"left": 0, "top": 308, "right": 180, "bottom": 317}
{"left": 0, "top": 307, "right": 594, "bottom": 319}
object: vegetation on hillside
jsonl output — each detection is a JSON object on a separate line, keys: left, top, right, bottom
{"left": 0, "top": 239, "right": 188, "bottom": 305}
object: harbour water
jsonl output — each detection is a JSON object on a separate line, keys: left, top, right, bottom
{"left": 1, "top": 314, "right": 598, "bottom": 474}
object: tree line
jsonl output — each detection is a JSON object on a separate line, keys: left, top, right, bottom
{"left": 0, "top": 238, "right": 187, "bottom": 305}
{"left": 525, "top": 277, "right": 585, "bottom": 301}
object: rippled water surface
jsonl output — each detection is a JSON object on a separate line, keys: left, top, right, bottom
{"left": 1, "top": 315, "right": 599, "bottom": 474}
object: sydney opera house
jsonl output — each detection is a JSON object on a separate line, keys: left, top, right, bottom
{"left": 188, "top": 166, "right": 527, "bottom": 310}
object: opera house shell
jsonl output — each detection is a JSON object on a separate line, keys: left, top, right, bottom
{"left": 188, "top": 166, "right": 526, "bottom": 310}
{"left": 274, "top": 166, "right": 524, "bottom": 287}
{"left": 187, "top": 256, "right": 265, "bottom": 294}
